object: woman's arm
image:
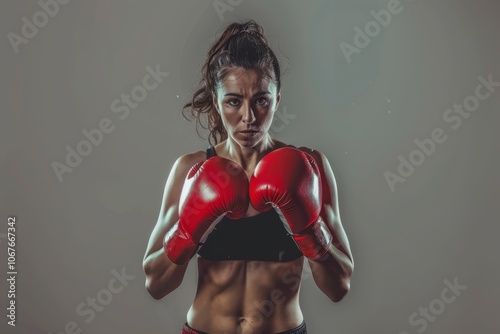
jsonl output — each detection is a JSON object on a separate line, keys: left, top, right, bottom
{"left": 142, "top": 153, "right": 203, "bottom": 300}
{"left": 299, "top": 147, "right": 354, "bottom": 302}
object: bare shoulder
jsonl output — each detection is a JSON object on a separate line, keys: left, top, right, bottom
{"left": 296, "top": 146, "right": 334, "bottom": 179}
{"left": 173, "top": 150, "right": 207, "bottom": 175}
{"left": 296, "top": 146, "right": 326, "bottom": 163}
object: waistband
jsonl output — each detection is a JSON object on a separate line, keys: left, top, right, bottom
{"left": 182, "top": 321, "right": 307, "bottom": 334}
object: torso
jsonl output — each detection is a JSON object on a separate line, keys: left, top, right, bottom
{"left": 188, "top": 257, "right": 304, "bottom": 333}
{"left": 186, "top": 139, "right": 307, "bottom": 333}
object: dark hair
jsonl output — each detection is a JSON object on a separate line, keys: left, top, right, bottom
{"left": 182, "top": 20, "right": 282, "bottom": 146}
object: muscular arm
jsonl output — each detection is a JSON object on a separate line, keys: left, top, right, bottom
{"left": 142, "top": 153, "right": 202, "bottom": 300}
{"left": 299, "top": 147, "right": 354, "bottom": 302}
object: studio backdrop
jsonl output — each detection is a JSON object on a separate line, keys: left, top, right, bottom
{"left": 1, "top": 0, "right": 499, "bottom": 333}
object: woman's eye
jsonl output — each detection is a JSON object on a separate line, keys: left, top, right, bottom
{"left": 256, "top": 98, "right": 269, "bottom": 105}
{"left": 225, "top": 98, "right": 268, "bottom": 106}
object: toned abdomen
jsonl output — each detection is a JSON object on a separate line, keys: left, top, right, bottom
{"left": 187, "top": 256, "right": 305, "bottom": 334}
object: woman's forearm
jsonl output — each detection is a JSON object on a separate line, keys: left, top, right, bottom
{"left": 308, "top": 243, "right": 354, "bottom": 302}
{"left": 143, "top": 247, "right": 188, "bottom": 300}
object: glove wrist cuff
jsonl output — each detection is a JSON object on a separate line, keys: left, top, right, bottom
{"left": 293, "top": 216, "right": 333, "bottom": 261}
{"left": 163, "top": 221, "right": 198, "bottom": 265}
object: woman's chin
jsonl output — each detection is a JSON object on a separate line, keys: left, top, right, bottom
{"left": 233, "top": 135, "right": 261, "bottom": 147}
{"left": 239, "top": 139, "right": 258, "bottom": 147}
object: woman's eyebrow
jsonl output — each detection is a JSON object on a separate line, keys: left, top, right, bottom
{"left": 224, "top": 91, "right": 270, "bottom": 97}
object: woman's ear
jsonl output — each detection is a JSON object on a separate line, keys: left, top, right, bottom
{"left": 275, "top": 91, "right": 281, "bottom": 111}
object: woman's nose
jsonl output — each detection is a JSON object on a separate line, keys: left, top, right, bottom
{"left": 242, "top": 106, "right": 256, "bottom": 124}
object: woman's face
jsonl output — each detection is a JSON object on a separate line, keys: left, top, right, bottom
{"left": 213, "top": 67, "right": 281, "bottom": 148}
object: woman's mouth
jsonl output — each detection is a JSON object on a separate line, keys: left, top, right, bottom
{"left": 238, "top": 130, "right": 259, "bottom": 137}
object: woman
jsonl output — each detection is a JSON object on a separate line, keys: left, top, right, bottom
{"left": 143, "top": 20, "right": 354, "bottom": 334}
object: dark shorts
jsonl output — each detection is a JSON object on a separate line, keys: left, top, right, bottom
{"left": 182, "top": 321, "right": 307, "bottom": 334}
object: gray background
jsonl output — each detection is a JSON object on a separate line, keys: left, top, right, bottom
{"left": 1, "top": 0, "right": 499, "bottom": 333}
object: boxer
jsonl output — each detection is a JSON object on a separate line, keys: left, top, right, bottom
{"left": 143, "top": 19, "right": 354, "bottom": 334}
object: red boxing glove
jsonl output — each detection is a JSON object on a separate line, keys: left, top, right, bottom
{"left": 249, "top": 147, "right": 333, "bottom": 260}
{"left": 164, "top": 157, "right": 249, "bottom": 264}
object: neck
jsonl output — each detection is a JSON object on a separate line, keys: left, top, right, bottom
{"left": 223, "top": 134, "right": 275, "bottom": 170}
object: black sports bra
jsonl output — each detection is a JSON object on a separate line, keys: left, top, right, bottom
{"left": 196, "top": 146, "right": 303, "bottom": 262}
